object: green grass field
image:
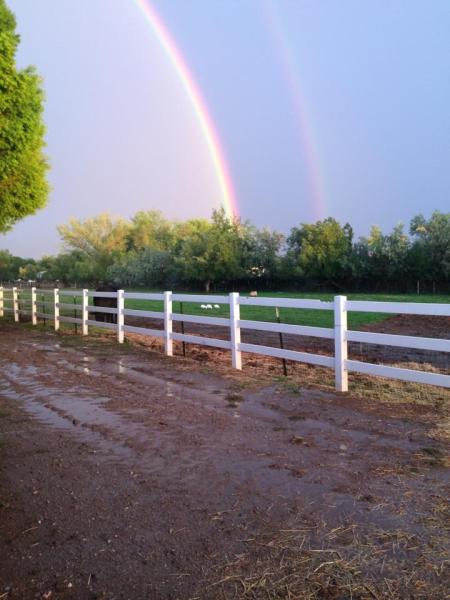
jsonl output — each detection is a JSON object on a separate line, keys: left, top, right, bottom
{"left": 10, "top": 289, "right": 450, "bottom": 329}
{"left": 122, "top": 291, "right": 450, "bottom": 330}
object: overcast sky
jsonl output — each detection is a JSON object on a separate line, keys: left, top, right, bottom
{"left": 3, "top": 0, "right": 450, "bottom": 257}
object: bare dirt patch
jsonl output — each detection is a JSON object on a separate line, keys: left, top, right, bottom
{"left": 127, "top": 312, "right": 450, "bottom": 366}
{"left": 118, "top": 312, "right": 450, "bottom": 418}
{"left": 0, "top": 322, "right": 449, "bottom": 599}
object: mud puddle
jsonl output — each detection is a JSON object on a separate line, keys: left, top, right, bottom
{"left": 3, "top": 336, "right": 448, "bottom": 514}
{"left": 1, "top": 324, "right": 449, "bottom": 599}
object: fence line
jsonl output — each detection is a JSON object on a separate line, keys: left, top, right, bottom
{"left": 0, "top": 286, "right": 449, "bottom": 391}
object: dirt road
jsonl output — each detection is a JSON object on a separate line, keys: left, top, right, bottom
{"left": 0, "top": 323, "right": 449, "bottom": 599}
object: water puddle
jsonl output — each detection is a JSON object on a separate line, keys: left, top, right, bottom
{"left": 2, "top": 336, "right": 448, "bottom": 536}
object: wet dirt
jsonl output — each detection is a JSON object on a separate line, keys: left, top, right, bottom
{"left": 0, "top": 323, "right": 449, "bottom": 599}
{"left": 122, "top": 313, "right": 450, "bottom": 373}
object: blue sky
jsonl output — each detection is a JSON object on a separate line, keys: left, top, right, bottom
{"left": 2, "top": 0, "right": 450, "bottom": 257}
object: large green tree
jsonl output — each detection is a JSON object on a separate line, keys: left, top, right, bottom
{"left": 286, "top": 218, "right": 353, "bottom": 287}
{"left": 127, "top": 210, "right": 175, "bottom": 252}
{"left": 0, "top": 248, "right": 34, "bottom": 281}
{"left": 353, "top": 224, "right": 411, "bottom": 290}
{"left": 0, "top": 0, "right": 49, "bottom": 232}
{"left": 173, "top": 209, "right": 247, "bottom": 291}
{"left": 410, "top": 211, "right": 450, "bottom": 283}
{"left": 57, "top": 213, "right": 130, "bottom": 282}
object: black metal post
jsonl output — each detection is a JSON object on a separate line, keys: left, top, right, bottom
{"left": 73, "top": 295, "right": 78, "bottom": 334}
{"left": 275, "top": 307, "right": 287, "bottom": 376}
{"left": 180, "top": 302, "right": 186, "bottom": 357}
{"left": 42, "top": 294, "right": 46, "bottom": 327}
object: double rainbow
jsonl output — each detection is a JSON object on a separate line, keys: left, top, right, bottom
{"left": 263, "top": 1, "right": 327, "bottom": 221}
{"left": 134, "top": 0, "right": 238, "bottom": 220}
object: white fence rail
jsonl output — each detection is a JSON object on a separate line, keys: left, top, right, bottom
{"left": 0, "top": 286, "right": 449, "bottom": 391}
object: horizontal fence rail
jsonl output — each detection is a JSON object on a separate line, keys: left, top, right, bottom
{"left": 347, "top": 330, "right": 450, "bottom": 353}
{"left": 123, "top": 308, "right": 163, "bottom": 319}
{"left": 0, "top": 287, "right": 449, "bottom": 391}
{"left": 238, "top": 319, "right": 335, "bottom": 339}
{"left": 238, "top": 296, "right": 333, "bottom": 310}
{"left": 347, "top": 300, "right": 450, "bottom": 316}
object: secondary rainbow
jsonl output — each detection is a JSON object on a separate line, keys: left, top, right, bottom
{"left": 133, "top": 0, "right": 238, "bottom": 219}
{"left": 263, "top": 1, "right": 327, "bottom": 221}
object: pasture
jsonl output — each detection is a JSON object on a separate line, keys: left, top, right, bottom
{"left": 7, "top": 287, "right": 450, "bottom": 397}
{"left": 18, "top": 288, "right": 450, "bottom": 329}
{"left": 123, "top": 290, "right": 450, "bottom": 329}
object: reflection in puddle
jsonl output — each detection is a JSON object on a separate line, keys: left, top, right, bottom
{"left": 0, "top": 369, "right": 145, "bottom": 466}
{"left": 117, "top": 360, "right": 126, "bottom": 375}
{"left": 3, "top": 338, "right": 443, "bottom": 524}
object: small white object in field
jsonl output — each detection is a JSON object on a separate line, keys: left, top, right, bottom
{"left": 214, "top": 304, "right": 220, "bottom": 309}
{"left": 200, "top": 304, "right": 207, "bottom": 309}
{"left": 249, "top": 291, "right": 258, "bottom": 297}
{"left": 206, "top": 304, "right": 213, "bottom": 309}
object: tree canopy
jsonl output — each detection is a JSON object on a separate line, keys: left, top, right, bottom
{"left": 0, "top": 0, "right": 49, "bottom": 232}
{"left": 287, "top": 218, "right": 353, "bottom": 286}
{"left": 2, "top": 209, "right": 450, "bottom": 293}
{"left": 57, "top": 214, "right": 131, "bottom": 282}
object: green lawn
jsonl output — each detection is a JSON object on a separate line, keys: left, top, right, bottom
{"left": 123, "top": 291, "right": 450, "bottom": 330}
{"left": 10, "top": 289, "right": 449, "bottom": 330}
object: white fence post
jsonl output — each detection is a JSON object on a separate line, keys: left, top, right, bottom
{"left": 12, "top": 287, "right": 19, "bottom": 322}
{"left": 164, "top": 291, "right": 173, "bottom": 356}
{"left": 31, "top": 287, "right": 37, "bottom": 325}
{"left": 334, "top": 295, "right": 348, "bottom": 392}
{"left": 230, "top": 292, "right": 242, "bottom": 370}
{"left": 82, "top": 289, "right": 89, "bottom": 335}
{"left": 117, "top": 289, "right": 124, "bottom": 343}
{"left": 54, "top": 288, "right": 60, "bottom": 331}
{"left": 0, "top": 287, "right": 3, "bottom": 318}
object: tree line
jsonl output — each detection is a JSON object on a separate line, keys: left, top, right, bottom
{"left": 1, "top": 209, "right": 449, "bottom": 293}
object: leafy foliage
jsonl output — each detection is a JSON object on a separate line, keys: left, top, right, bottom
{"left": 57, "top": 214, "right": 130, "bottom": 283}
{"left": 0, "top": 0, "right": 49, "bottom": 232}
{"left": 287, "top": 218, "right": 353, "bottom": 286}
{"left": 1, "top": 209, "right": 449, "bottom": 293}
{"left": 173, "top": 210, "right": 250, "bottom": 291}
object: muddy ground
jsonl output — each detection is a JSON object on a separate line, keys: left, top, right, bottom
{"left": 0, "top": 322, "right": 449, "bottom": 599}
{"left": 120, "top": 313, "right": 450, "bottom": 373}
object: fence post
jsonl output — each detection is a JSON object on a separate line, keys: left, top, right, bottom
{"left": 230, "top": 292, "right": 242, "bottom": 370}
{"left": 12, "top": 287, "right": 19, "bottom": 322}
{"left": 117, "top": 289, "right": 124, "bottom": 343}
{"left": 31, "top": 287, "right": 37, "bottom": 325}
{"left": 164, "top": 291, "right": 173, "bottom": 356}
{"left": 82, "top": 289, "right": 89, "bottom": 335}
{"left": 334, "top": 295, "right": 348, "bottom": 392}
{"left": 54, "top": 288, "right": 60, "bottom": 331}
{"left": 0, "top": 287, "right": 3, "bottom": 318}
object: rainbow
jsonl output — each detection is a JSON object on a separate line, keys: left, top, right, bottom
{"left": 263, "top": 2, "right": 327, "bottom": 221}
{"left": 133, "top": 0, "right": 238, "bottom": 220}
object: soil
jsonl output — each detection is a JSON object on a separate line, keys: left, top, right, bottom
{"left": 0, "top": 322, "right": 449, "bottom": 599}
{"left": 122, "top": 313, "right": 450, "bottom": 373}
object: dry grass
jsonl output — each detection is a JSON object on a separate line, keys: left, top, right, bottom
{"left": 198, "top": 517, "right": 450, "bottom": 599}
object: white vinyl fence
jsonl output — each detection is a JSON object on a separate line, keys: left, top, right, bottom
{"left": 1, "top": 286, "right": 449, "bottom": 392}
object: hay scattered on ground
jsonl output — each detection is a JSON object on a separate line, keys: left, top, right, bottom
{"left": 199, "top": 513, "right": 450, "bottom": 600}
